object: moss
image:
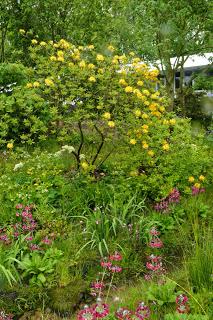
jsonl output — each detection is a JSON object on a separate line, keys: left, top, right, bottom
{"left": 49, "top": 278, "right": 89, "bottom": 314}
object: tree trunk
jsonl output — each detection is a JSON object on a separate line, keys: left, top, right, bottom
{"left": 165, "top": 68, "right": 175, "bottom": 111}
{"left": 179, "top": 57, "right": 186, "bottom": 115}
{"left": 0, "top": 26, "right": 7, "bottom": 63}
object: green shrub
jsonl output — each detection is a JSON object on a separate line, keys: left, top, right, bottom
{"left": 0, "top": 63, "right": 28, "bottom": 88}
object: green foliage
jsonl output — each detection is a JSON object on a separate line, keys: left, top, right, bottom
{"left": 186, "top": 229, "right": 213, "bottom": 292}
{"left": 0, "top": 63, "right": 28, "bottom": 87}
{"left": 193, "top": 71, "right": 213, "bottom": 91}
{"left": 16, "top": 248, "right": 63, "bottom": 287}
{"left": 164, "top": 314, "right": 209, "bottom": 320}
{"left": 146, "top": 279, "right": 177, "bottom": 306}
{"left": 0, "top": 242, "right": 21, "bottom": 287}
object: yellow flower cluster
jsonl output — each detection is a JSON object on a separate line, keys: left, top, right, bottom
{"left": 188, "top": 175, "right": 205, "bottom": 189}
{"left": 33, "top": 81, "right": 40, "bottom": 88}
{"left": 88, "top": 44, "right": 95, "bottom": 50}
{"left": 162, "top": 141, "right": 170, "bottom": 151}
{"left": 79, "top": 60, "right": 86, "bottom": 68}
{"left": 134, "top": 110, "right": 142, "bottom": 117}
{"left": 40, "top": 41, "right": 47, "bottom": 46}
{"left": 81, "top": 161, "right": 89, "bottom": 170}
{"left": 7, "top": 142, "right": 13, "bottom": 149}
{"left": 96, "top": 54, "right": 105, "bottom": 62}
{"left": 45, "top": 78, "right": 54, "bottom": 86}
{"left": 57, "top": 39, "right": 71, "bottom": 50}
{"left": 125, "top": 86, "right": 133, "bottom": 93}
{"left": 142, "top": 124, "right": 149, "bottom": 134}
{"left": 130, "top": 139, "right": 137, "bottom": 145}
{"left": 88, "top": 76, "right": 96, "bottom": 82}
{"left": 103, "top": 112, "right": 111, "bottom": 120}
{"left": 108, "top": 121, "right": 115, "bottom": 128}
{"left": 119, "top": 79, "right": 127, "bottom": 86}
{"left": 148, "top": 150, "right": 154, "bottom": 157}
{"left": 142, "top": 142, "right": 149, "bottom": 149}
{"left": 31, "top": 39, "right": 38, "bottom": 45}
{"left": 137, "top": 80, "right": 144, "bottom": 86}
{"left": 107, "top": 45, "right": 115, "bottom": 52}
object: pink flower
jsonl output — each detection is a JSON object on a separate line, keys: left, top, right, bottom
{"left": 168, "top": 188, "right": 180, "bottom": 203}
{"left": 0, "top": 235, "right": 8, "bottom": 242}
{"left": 176, "top": 304, "right": 190, "bottom": 314}
{"left": 78, "top": 306, "right": 95, "bottom": 320}
{"left": 101, "top": 261, "right": 112, "bottom": 268}
{"left": 146, "top": 262, "right": 162, "bottom": 271}
{"left": 21, "top": 211, "right": 28, "bottom": 218}
{"left": 93, "top": 301, "right": 109, "bottom": 318}
{"left": 109, "top": 251, "right": 122, "bottom": 261}
{"left": 109, "top": 266, "right": 122, "bottom": 273}
{"left": 144, "top": 274, "right": 152, "bottom": 281}
{"left": 135, "top": 302, "right": 150, "bottom": 319}
{"left": 26, "top": 236, "right": 33, "bottom": 241}
{"left": 154, "top": 201, "right": 169, "bottom": 212}
{"left": 147, "top": 254, "right": 161, "bottom": 262}
{"left": 13, "top": 232, "right": 19, "bottom": 237}
{"left": 115, "top": 307, "right": 132, "bottom": 319}
{"left": 42, "top": 237, "right": 52, "bottom": 245}
{"left": 29, "top": 243, "right": 41, "bottom": 251}
{"left": 149, "top": 238, "right": 163, "bottom": 248}
{"left": 15, "top": 204, "right": 23, "bottom": 209}
{"left": 176, "top": 294, "right": 188, "bottom": 305}
{"left": 91, "top": 281, "right": 105, "bottom": 290}
{"left": 191, "top": 186, "right": 200, "bottom": 196}
{"left": 150, "top": 227, "right": 160, "bottom": 236}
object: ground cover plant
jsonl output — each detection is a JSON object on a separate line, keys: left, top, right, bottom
{"left": 0, "top": 38, "right": 212, "bottom": 319}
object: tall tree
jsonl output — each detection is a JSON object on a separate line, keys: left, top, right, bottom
{"left": 0, "top": 0, "right": 14, "bottom": 62}
{"left": 122, "top": 0, "right": 212, "bottom": 109}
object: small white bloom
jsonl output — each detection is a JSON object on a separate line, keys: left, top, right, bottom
{"left": 54, "top": 151, "right": 63, "bottom": 157}
{"left": 13, "top": 162, "right": 24, "bottom": 171}
{"left": 79, "top": 154, "right": 85, "bottom": 160}
{"left": 61, "top": 145, "right": 75, "bottom": 153}
{"left": 113, "top": 296, "right": 120, "bottom": 302}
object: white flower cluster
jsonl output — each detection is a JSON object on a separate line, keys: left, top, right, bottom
{"left": 55, "top": 145, "right": 75, "bottom": 156}
{"left": 13, "top": 162, "right": 24, "bottom": 171}
{"left": 79, "top": 154, "right": 85, "bottom": 160}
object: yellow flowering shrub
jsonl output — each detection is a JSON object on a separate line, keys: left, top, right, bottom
{"left": 1, "top": 38, "right": 211, "bottom": 189}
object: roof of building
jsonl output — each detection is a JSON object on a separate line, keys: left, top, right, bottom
{"left": 153, "top": 53, "right": 213, "bottom": 70}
